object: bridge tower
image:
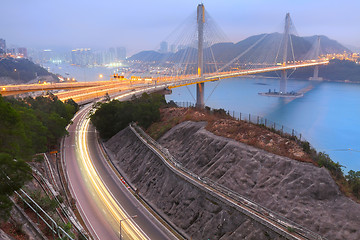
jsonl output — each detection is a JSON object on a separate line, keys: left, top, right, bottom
{"left": 280, "top": 13, "right": 291, "bottom": 94}
{"left": 309, "top": 36, "right": 323, "bottom": 81}
{"left": 196, "top": 3, "right": 205, "bottom": 108}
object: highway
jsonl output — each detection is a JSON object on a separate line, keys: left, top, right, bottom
{"left": 0, "top": 60, "right": 328, "bottom": 101}
{"left": 167, "top": 60, "right": 329, "bottom": 89}
{"left": 57, "top": 60, "right": 329, "bottom": 105}
{"left": 62, "top": 87, "right": 178, "bottom": 240}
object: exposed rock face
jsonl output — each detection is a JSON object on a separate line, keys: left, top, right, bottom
{"left": 106, "top": 127, "right": 285, "bottom": 240}
{"left": 158, "top": 121, "right": 360, "bottom": 240}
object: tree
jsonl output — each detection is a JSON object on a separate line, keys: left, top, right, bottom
{"left": 0, "top": 94, "right": 78, "bottom": 220}
{"left": 90, "top": 93, "right": 165, "bottom": 140}
{"left": 0, "top": 153, "right": 32, "bottom": 220}
{"left": 65, "top": 98, "right": 79, "bottom": 113}
{"left": 0, "top": 95, "right": 25, "bottom": 158}
{"left": 346, "top": 170, "right": 360, "bottom": 198}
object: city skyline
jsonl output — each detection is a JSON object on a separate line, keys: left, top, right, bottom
{"left": 0, "top": 0, "right": 359, "bottom": 55}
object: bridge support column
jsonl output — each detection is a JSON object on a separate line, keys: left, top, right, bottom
{"left": 310, "top": 37, "right": 323, "bottom": 81}
{"left": 196, "top": 83, "right": 204, "bottom": 108}
{"left": 280, "top": 70, "right": 287, "bottom": 94}
{"left": 313, "top": 65, "right": 319, "bottom": 78}
{"left": 280, "top": 13, "right": 290, "bottom": 94}
{"left": 196, "top": 3, "right": 205, "bottom": 108}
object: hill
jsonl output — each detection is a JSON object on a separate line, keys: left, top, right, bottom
{"left": 264, "top": 59, "right": 360, "bottom": 82}
{"left": 304, "top": 35, "right": 350, "bottom": 54}
{"left": 130, "top": 50, "right": 166, "bottom": 62}
{"left": 129, "top": 33, "right": 350, "bottom": 64}
{"left": 0, "top": 57, "right": 59, "bottom": 84}
{"left": 105, "top": 107, "right": 360, "bottom": 240}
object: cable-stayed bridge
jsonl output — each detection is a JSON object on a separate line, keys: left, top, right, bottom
{"left": 1, "top": 4, "right": 331, "bottom": 240}
{"left": 0, "top": 4, "right": 328, "bottom": 106}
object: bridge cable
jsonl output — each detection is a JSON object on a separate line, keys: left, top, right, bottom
{"left": 185, "top": 85, "right": 196, "bottom": 102}
{"left": 287, "top": 33, "right": 297, "bottom": 78}
{"left": 216, "top": 34, "right": 269, "bottom": 73}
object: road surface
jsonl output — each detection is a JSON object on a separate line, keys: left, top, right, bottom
{"left": 63, "top": 88, "right": 178, "bottom": 240}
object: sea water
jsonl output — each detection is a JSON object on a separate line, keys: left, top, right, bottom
{"left": 166, "top": 77, "right": 360, "bottom": 173}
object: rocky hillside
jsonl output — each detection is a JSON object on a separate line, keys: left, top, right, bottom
{"left": 106, "top": 127, "right": 286, "bottom": 240}
{"left": 158, "top": 121, "right": 360, "bottom": 240}
{"left": 106, "top": 119, "right": 360, "bottom": 240}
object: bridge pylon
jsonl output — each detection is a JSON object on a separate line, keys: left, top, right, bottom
{"left": 309, "top": 36, "right": 323, "bottom": 81}
{"left": 196, "top": 3, "right": 205, "bottom": 108}
{"left": 259, "top": 13, "right": 303, "bottom": 98}
{"left": 280, "top": 13, "right": 291, "bottom": 94}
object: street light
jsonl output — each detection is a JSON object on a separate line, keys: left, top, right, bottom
{"left": 120, "top": 215, "right": 137, "bottom": 240}
{"left": 14, "top": 69, "right": 20, "bottom": 81}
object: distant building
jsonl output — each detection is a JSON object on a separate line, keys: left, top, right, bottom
{"left": 109, "top": 47, "right": 116, "bottom": 63}
{"left": 170, "top": 44, "right": 176, "bottom": 53}
{"left": 160, "top": 41, "right": 168, "bottom": 53}
{"left": 18, "top": 47, "right": 28, "bottom": 58}
{"left": 116, "top": 47, "right": 126, "bottom": 60}
{"left": 94, "top": 52, "right": 104, "bottom": 65}
{"left": 71, "top": 48, "right": 94, "bottom": 66}
{"left": 8, "top": 48, "right": 16, "bottom": 55}
{"left": 0, "top": 39, "right": 6, "bottom": 53}
{"left": 41, "top": 49, "right": 54, "bottom": 62}
{"left": 102, "top": 51, "right": 111, "bottom": 65}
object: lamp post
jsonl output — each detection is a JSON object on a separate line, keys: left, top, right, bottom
{"left": 120, "top": 215, "right": 137, "bottom": 240}
{"left": 14, "top": 69, "right": 20, "bottom": 81}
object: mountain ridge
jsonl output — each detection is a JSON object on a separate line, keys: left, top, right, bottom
{"left": 130, "top": 33, "right": 350, "bottom": 64}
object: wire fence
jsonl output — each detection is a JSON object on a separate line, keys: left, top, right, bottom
{"left": 174, "top": 101, "right": 307, "bottom": 145}
{"left": 15, "top": 189, "right": 75, "bottom": 240}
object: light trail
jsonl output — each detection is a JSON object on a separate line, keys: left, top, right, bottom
{"left": 0, "top": 60, "right": 328, "bottom": 100}
{"left": 76, "top": 111, "right": 148, "bottom": 240}
{"left": 167, "top": 60, "right": 329, "bottom": 89}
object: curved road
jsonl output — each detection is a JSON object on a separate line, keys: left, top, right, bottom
{"left": 63, "top": 88, "right": 177, "bottom": 240}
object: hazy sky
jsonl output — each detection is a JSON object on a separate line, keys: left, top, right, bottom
{"left": 1, "top": 0, "right": 359, "bottom": 55}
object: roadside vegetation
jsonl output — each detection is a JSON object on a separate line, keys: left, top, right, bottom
{"left": 90, "top": 93, "right": 166, "bottom": 140}
{"left": 0, "top": 93, "right": 78, "bottom": 221}
{"left": 300, "top": 141, "right": 360, "bottom": 200}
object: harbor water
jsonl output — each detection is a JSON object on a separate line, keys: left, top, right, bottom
{"left": 166, "top": 77, "right": 360, "bottom": 173}
{"left": 46, "top": 63, "right": 360, "bottom": 172}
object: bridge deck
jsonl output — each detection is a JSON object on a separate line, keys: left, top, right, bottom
{"left": 167, "top": 60, "right": 329, "bottom": 89}
{"left": 0, "top": 60, "right": 328, "bottom": 103}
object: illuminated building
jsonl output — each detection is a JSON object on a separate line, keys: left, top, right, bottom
{"left": 71, "top": 48, "right": 94, "bottom": 66}
{"left": 18, "top": 47, "right": 28, "bottom": 58}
